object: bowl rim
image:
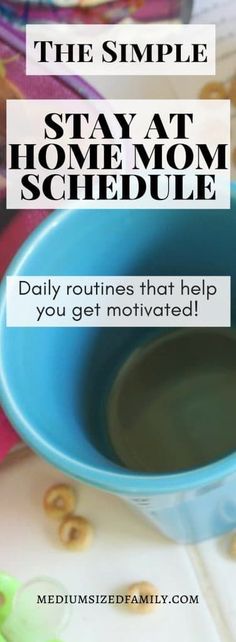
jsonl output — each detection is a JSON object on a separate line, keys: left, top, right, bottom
{"left": 1, "top": 189, "right": 236, "bottom": 496}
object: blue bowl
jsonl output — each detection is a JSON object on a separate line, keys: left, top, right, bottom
{"left": 1, "top": 189, "right": 236, "bottom": 543}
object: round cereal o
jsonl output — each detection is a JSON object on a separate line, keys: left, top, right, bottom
{"left": 43, "top": 484, "right": 76, "bottom": 519}
{"left": 227, "top": 79, "right": 236, "bottom": 107}
{"left": 199, "top": 82, "right": 227, "bottom": 100}
{"left": 59, "top": 515, "right": 93, "bottom": 551}
{"left": 229, "top": 533, "right": 236, "bottom": 559}
{"left": 232, "top": 147, "right": 236, "bottom": 167}
{"left": 127, "top": 581, "right": 158, "bottom": 614}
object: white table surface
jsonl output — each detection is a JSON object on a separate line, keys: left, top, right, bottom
{"left": 0, "top": 454, "right": 235, "bottom": 642}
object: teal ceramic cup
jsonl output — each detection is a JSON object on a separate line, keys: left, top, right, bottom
{"left": 1, "top": 185, "right": 236, "bottom": 543}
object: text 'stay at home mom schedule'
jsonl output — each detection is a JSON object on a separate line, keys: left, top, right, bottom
{"left": 1, "top": 8, "right": 236, "bottom": 642}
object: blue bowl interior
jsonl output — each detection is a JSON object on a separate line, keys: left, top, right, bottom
{"left": 1, "top": 197, "right": 236, "bottom": 492}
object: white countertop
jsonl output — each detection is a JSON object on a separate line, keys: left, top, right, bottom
{"left": 0, "top": 454, "right": 235, "bottom": 642}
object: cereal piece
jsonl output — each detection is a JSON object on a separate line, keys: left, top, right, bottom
{"left": 127, "top": 581, "right": 158, "bottom": 613}
{"left": 0, "top": 175, "right": 6, "bottom": 190}
{"left": 229, "top": 533, "right": 236, "bottom": 559}
{"left": 232, "top": 147, "right": 236, "bottom": 167}
{"left": 199, "top": 82, "right": 227, "bottom": 100}
{"left": 43, "top": 483, "right": 76, "bottom": 519}
{"left": 59, "top": 515, "right": 93, "bottom": 551}
{"left": 0, "top": 59, "right": 23, "bottom": 140}
{"left": 227, "top": 79, "right": 236, "bottom": 107}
